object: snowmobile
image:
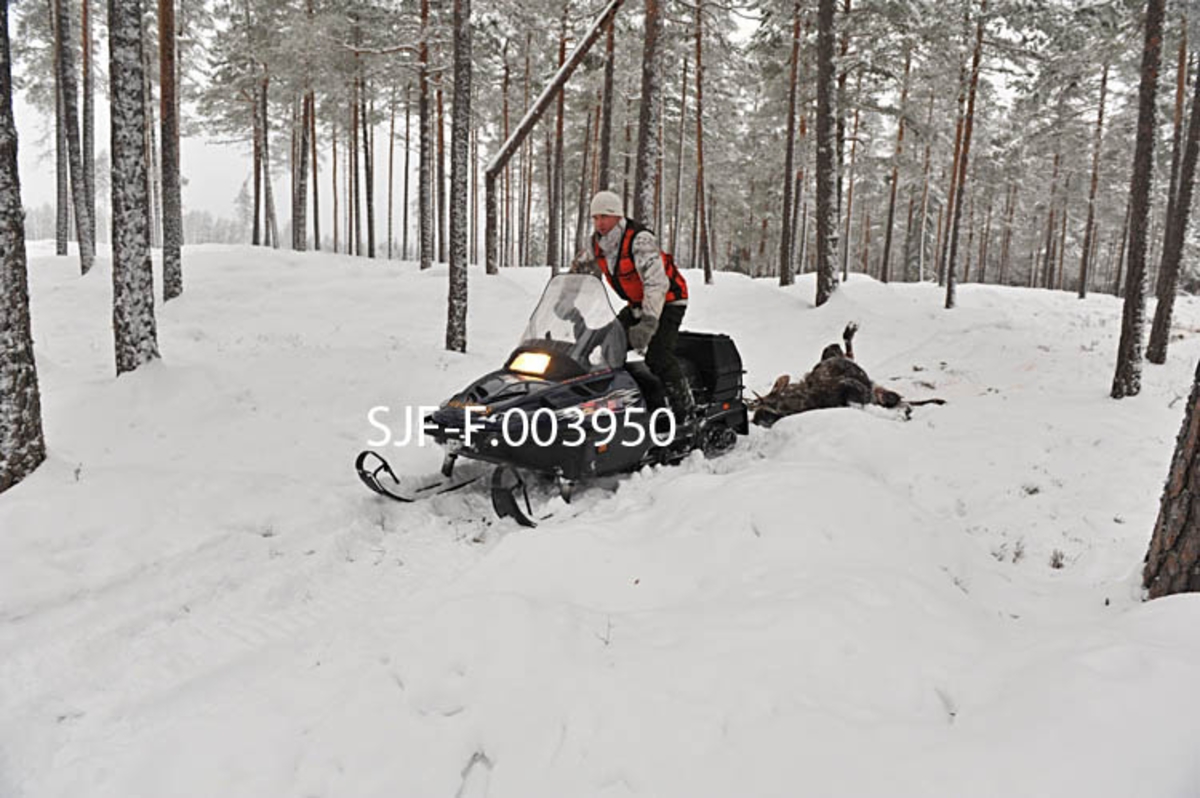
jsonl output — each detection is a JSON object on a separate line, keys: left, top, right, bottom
{"left": 355, "top": 273, "right": 749, "bottom": 526}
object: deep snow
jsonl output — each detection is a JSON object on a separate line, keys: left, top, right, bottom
{"left": 2, "top": 243, "right": 1200, "bottom": 797}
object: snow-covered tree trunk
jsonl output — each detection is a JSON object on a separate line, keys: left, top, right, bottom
{"left": 159, "top": 0, "right": 183, "bottom": 299}
{"left": 1147, "top": 55, "right": 1200, "bottom": 364}
{"left": 1112, "top": 0, "right": 1166, "bottom": 399}
{"left": 814, "top": 0, "right": 838, "bottom": 306}
{"left": 1144, "top": 358, "right": 1200, "bottom": 598}
{"left": 418, "top": 0, "right": 432, "bottom": 270}
{"left": 262, "top": 79, "right": 278, "bottom": 249}
{"left": 632, "top": 0, "right": 661, "bottom": 224}
{"left": 446, "top": 0, "right": 470, "bottom": 353}
{"left": 108, "top": 0, "right": 160, "bottom": 376}
{"left": 55, "top": 0, "right": 95, "bottom": 274}
{"left": 944, "top": 1, "right": 984, "bottom": 311}
{"left": 0, "top": 2, "right": 47, "bottom": 494}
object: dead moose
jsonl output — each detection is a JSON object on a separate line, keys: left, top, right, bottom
{"left": 749, "top": 323, "right": 944, "bottom": 427}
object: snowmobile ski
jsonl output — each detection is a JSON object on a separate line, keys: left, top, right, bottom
{"left": 355, "top": 450, "right": 481, "bottom": 503}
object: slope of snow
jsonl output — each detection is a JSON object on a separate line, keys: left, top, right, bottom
{"left": 2, "top": 244, "right": 1199, "bottom": 798}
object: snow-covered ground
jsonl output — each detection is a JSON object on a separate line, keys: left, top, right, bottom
{"left": 3, "top": 244, "right": 1200, "bottom": 798}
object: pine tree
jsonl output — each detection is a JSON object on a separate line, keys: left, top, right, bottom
{"left": 1111, "top": 0, "right": 1166, "bottom": 399}
{"left": 814, "top": 0, "right": 838, "bottom": 306}
{"left": 160, "top": 0, "right": 183, "bottom": 299}
{"left": 0, "top": 1, "right": 47, "bottom": 494}
{"left": 109, "top": 0, "right": 161, "bottom": 376}
{"left": 446, "top": 0, "right": 470, "bottom": 353}
{"left": 55, "top": 0, "right": 95, "bottom": 274}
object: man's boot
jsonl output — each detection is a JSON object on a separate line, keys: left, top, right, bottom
{"left": 665, "top": 379, "right": 697, "bottom": 437}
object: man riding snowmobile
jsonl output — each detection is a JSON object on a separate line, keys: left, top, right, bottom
{"left": 570, "top": 190, "right": 696, "bottom": 426}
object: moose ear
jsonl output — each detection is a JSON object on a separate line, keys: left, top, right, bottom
{"left": 771, "top": 375, "right": 791, "bottom": 393}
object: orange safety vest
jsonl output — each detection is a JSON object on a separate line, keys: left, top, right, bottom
{"left": 593, "top": 219, "right": 688, "bottom": 306}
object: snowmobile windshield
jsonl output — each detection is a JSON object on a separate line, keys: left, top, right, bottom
{"left": 518, "top": 274, "right": 627, "bottom": 373}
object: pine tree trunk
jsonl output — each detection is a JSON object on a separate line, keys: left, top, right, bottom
{"left": 0, "top": 2, "right": 47, "bottom": 493}
{"left": 1112, "top": 0, "right": 1166, "bottom": 399}
{"left": 779, "top": 0, "right": 801, "bottom": 287}
{"left": 1056, "top": 183, "right": 1069, "bottom": 290}
{"left": 671, "top": 57, "right": 688, "bottom": 256}
{"left": 418, "top": 0, "right": 433, "bottom": 270}
{"left": 501, "top": 46, "right": 511, "bottom": 267}
{"left": 54, "top": 30, "right": 68, "bottom": 258}
{"left": 623, "top": 96, "right": 632, "bottom": 214}
{"left": 1114, "top": 199, "right": 1130, "bottom": 296}
{"left": 598, "top": 20, "right": 615, "bottom": 189}
{"left": 999, "top": 182, "right": 1016, "bottom": 284}
{"left": 1078, "top": 63, "right": 1108, "bottom": 299}
{"left": 159, "top": 0, "right": 182, "bottom": 295}
{"left": 916, "top": 91, "right": 934, "bottom": 281}
{"left": 693, "top": 0, "right": 712, "bottom": 284}
{"left": 436, "top": 78, "right": 447, "bottom": 263}
{"left": 835, "top": 0, "right": 850, "bottom": 225}
{"left": 143, "top": 32, "right": 161, "bottom": 250}
{"left": 350, "top": 87, "right": 360, "bottom": 255}
{"left": 1148, "top": 55, "right": 1200, "bottom": 364}
{"left": 1144, "top": 357, "right": 1200, "bottom": 597}
{"left": 1040, "top": 148, "right": 1061, "bottom": 288}
{"left": 939, "top": 76, "right": 966, "bottom": 286}
{"left": 387, "top": 87, "right": 395, "bottom": 258}
{"left": 109, "top": 0, "right": 160, "bottom": 375}
{"left": 633, "top": 0, "right": 662, "bottom": 224}
{"left": 945, "top": 1, "right": 984, "bottom": 310}
{"left": 253, "top": 87, "right": 262, "bottom": 246}
{"left": 881, "top": 48, "right": 910, "bottom": 284}
{"left": 963, "top": 191, "right": 975, "bottom": 283}
{"left": 978, "top": 197, "right": 992, "bottom": 284}
{"left": 402, "top": 84, "right": 410, "bottom": 260}
{"left": 262, "top": 78, "right": 278, "bottom": 249}
{"left": 840, "top": 74, "right": 861, "bottom": 282}
{"left": 363, "top": 85, "right": 376, "bottom": 258}
{"left": 332, "top": 123, "right": 338, "bottom": 253}
{"left": 546, "top": 4, "right": 568, "bottom": 272}
{"left": 82, "top": 0, "right": 95, "bottom": 248}
{"left": 446, "top": 0, "right": 470, "bottom": 353}
{"left": 55, "top": 0, "right": 94, "bottom": 274}
{"left": 575, "top": 104, "right": 596, "bottom": 251}
{"left": 1158, "top": 14, "right": 1188, "bottom": 295}
{"left": 815, "top": 0, "right": 838, "bottom": 305}
{"left": 310, "top": 93, "right": 320, "bottom": 250}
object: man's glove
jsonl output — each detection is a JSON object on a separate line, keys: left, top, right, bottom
{"left": 627, "top": 315, "right": 658, "bottom": 353}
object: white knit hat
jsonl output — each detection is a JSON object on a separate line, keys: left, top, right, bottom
{"left": 590, "top": 190, "right": 623, "bottom": 218}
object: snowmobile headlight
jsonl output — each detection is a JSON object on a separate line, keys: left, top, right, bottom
{"left": 510, "top": 351, "right": 551, "bottom": 376}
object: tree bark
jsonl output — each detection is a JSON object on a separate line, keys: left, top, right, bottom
{"left": 693, "top": 0, "right": 712, "bottom": 284}
{"left": 548, "top": 3, "right": 568, "bottom": 272}
{"left": 402, "top": 84, "right": 410, "bottom": 260}
{"left": 310, "top": 93, "right": 320, "bottom": 250}
{"left": 840, "top": 74, "right": 861, "bottom": 282}
{"left": 779, "top": 0, "right": 801, "bottom": 287}
{"left": 1078, "top": 63, "right": 1108, "bottom": 299}
{"left": 880, "top": 47, "right": 910, "bottom": 284}
{"left": 671, "top": 57, "right": 688, "bottom": 255}
{"left": 446, "top": 0, "right": 470, "bottom": 353}
{"left": 598, "top": 19, "right": 615, "bottom": 189}
{"left": 1144, "top": 357, "right": 1200, "bottom": 597}
{"left": 0, "top": 1, "right": 47, "bottom": 493}
{"left": 945, "top": 0, "right": 984, "bottom": 310}
{"left": 916, "top": 90, "right": 934, "bottom": 281}
{"left": 633, "top": 0, "right": 662, "bottom": 225}
{"left": 815, "top": 0, "right": 838, "bottom": 305}
{"left": 109, "top": 0, "right": 160, "bottom": 375}
{"left": 1158, "top": 13, "right": 1188, "bottom": 295}
{"left": 159, "top": 0, "right": 182, "bottom": 296}
{"left": 1148, "top": 54, "right": 1200, "bottom": 364}
{"left": 363, "top": 83, "right": 376, "bottom": 258}
{"left": 418, "top": 0, "right": 433, "bottom": 269}
{"left": 1112, "top": 0, "right": 1166, "bottom": 399}
{"left": 82, "top": 0, "right": 95, "bottom": 248}
{"left": 55, "top": 0, "right": 95, "bottom": 274}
